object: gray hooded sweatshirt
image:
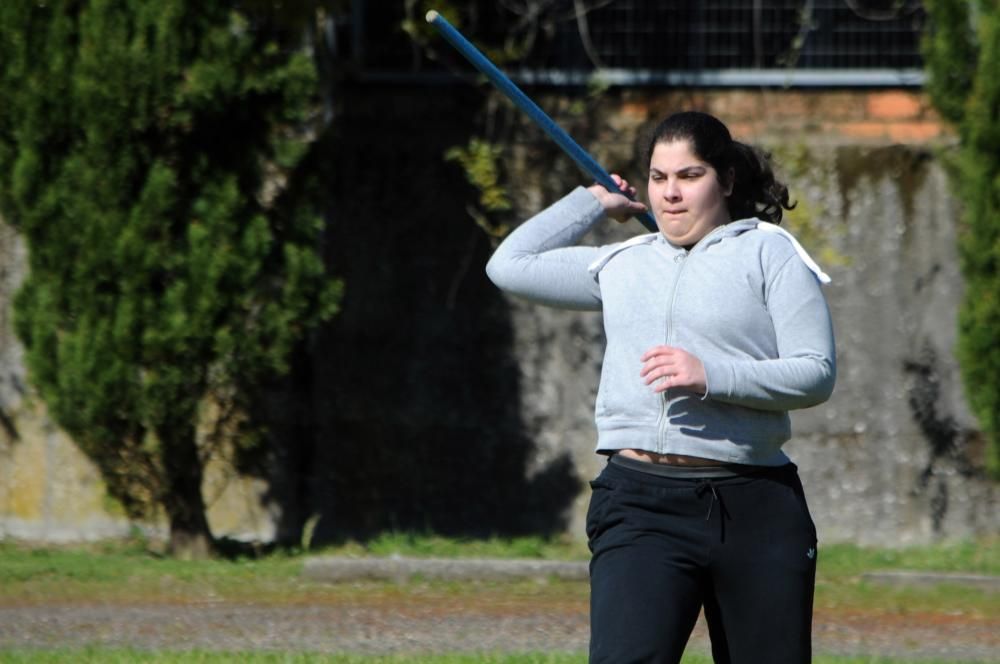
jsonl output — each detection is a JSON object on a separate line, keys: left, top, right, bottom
{"left": 486, "top": 187, "right": 836, "bottom": 466}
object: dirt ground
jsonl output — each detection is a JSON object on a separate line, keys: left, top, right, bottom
{"left": 0, "top": 595, "right": 996, "bottom": 660}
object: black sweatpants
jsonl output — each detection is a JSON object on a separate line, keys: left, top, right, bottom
{"left": 587, "top": 456, "right": 818, "bottom": 664}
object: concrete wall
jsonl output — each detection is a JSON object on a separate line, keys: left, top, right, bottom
{"left": 1, "top": 88, "right": 996, "bottom": 546}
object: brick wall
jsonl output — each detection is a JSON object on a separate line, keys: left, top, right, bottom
{"left": 612, "top": 89, "right": 949, "bottom": 145}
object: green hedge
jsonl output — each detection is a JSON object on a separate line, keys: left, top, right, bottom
{"left": 923, "top": 0, "right": 1000, "bottom": 477}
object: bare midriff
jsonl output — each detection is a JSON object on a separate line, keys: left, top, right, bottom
{"left": 617, "top": 448, "right": 730, "bottom": 466}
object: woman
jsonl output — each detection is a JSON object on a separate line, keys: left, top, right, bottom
{"left": 486, "top": 111, "right": 836, "bottom": 663}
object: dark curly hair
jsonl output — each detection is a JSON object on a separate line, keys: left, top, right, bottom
{"left": 644, "top": 111, "right": 795, "bottom": 225}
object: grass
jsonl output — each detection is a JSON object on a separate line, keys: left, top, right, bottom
{"left": 323, "top": 533, "right": 591, "bottom": 561}
{"left": 813, "top": 539, "right": 998, "bottom": 616}
{"left": 0, "top": 533, "right": 595, "bottom": 605}
{"left": 818, "top": 539, "right": 998, "bottom": 576}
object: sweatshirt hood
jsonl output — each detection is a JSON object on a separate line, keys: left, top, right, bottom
{"left": 588, "top": 219, "right": 831, "bottom": 285}
{"left": 754, "top": 221, "right": 831, "bottom": 284}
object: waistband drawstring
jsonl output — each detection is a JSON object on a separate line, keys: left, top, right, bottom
{"left": 695, "top": 479, "right": 719, "bottom": 521}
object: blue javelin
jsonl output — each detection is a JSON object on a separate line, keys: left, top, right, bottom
{"left": 426, "top": 10, "right": 657, "bottom": 232}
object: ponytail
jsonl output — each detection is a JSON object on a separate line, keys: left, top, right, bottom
{"left": 727, "top": 142, "right": 795, "bottom": 225}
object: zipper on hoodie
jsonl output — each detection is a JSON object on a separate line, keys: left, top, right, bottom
{"left": 656, "top": 245, "right": 689, "bottom": 453}
{"left": 653, "top": 223, "right": 730, "bottom": 452}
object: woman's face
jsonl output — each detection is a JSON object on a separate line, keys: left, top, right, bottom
{"left": 647, "top": 139, "right": 732, "bottom": 247}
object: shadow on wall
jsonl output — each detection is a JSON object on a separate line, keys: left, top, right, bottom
{"left": 266, "top": 87, "right": 581, "bottom": 544}
{"left": 903, "top": 343, "right": 986, "bottom": 532}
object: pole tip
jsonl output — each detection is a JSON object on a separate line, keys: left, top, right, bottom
{"left": 425, "top": 10, "right": 439, "bottom": 23}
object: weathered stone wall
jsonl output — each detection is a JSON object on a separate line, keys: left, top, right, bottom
{"left": 784, "top": 144, "right": 991, "bottom": 545}
{"left": 1, "top": 88, "right": 996, "bottom": 546}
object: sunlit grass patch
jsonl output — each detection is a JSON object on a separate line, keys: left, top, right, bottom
{"left": 817, "top": 538, "right": 999, "bottom": 576}
{"left": 314, "top": 533, "right": 590, "bottom": 561}
{"left": 814, "top": 537, "right": 999, "bottom": 615}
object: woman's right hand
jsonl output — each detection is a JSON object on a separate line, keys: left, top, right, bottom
{"left": 587, "top": 174, "right": 648, "bottom": 223}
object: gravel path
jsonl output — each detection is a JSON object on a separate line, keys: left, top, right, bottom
{"left": 1, "top": 600, "right": 996, "bottom": 660}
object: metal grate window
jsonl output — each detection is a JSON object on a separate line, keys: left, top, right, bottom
{"left": 352, "top": 0, "right": 927, "bottom": 86}
{"left": 547, "top": 1, "right": 925, "bottom": 70}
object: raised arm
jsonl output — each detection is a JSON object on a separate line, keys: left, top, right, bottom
{"left": 485, "top": 187, "right": 604, "bottom": 310}
{"left": 486, "top": 178, "right": 649, "bottom": 310}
